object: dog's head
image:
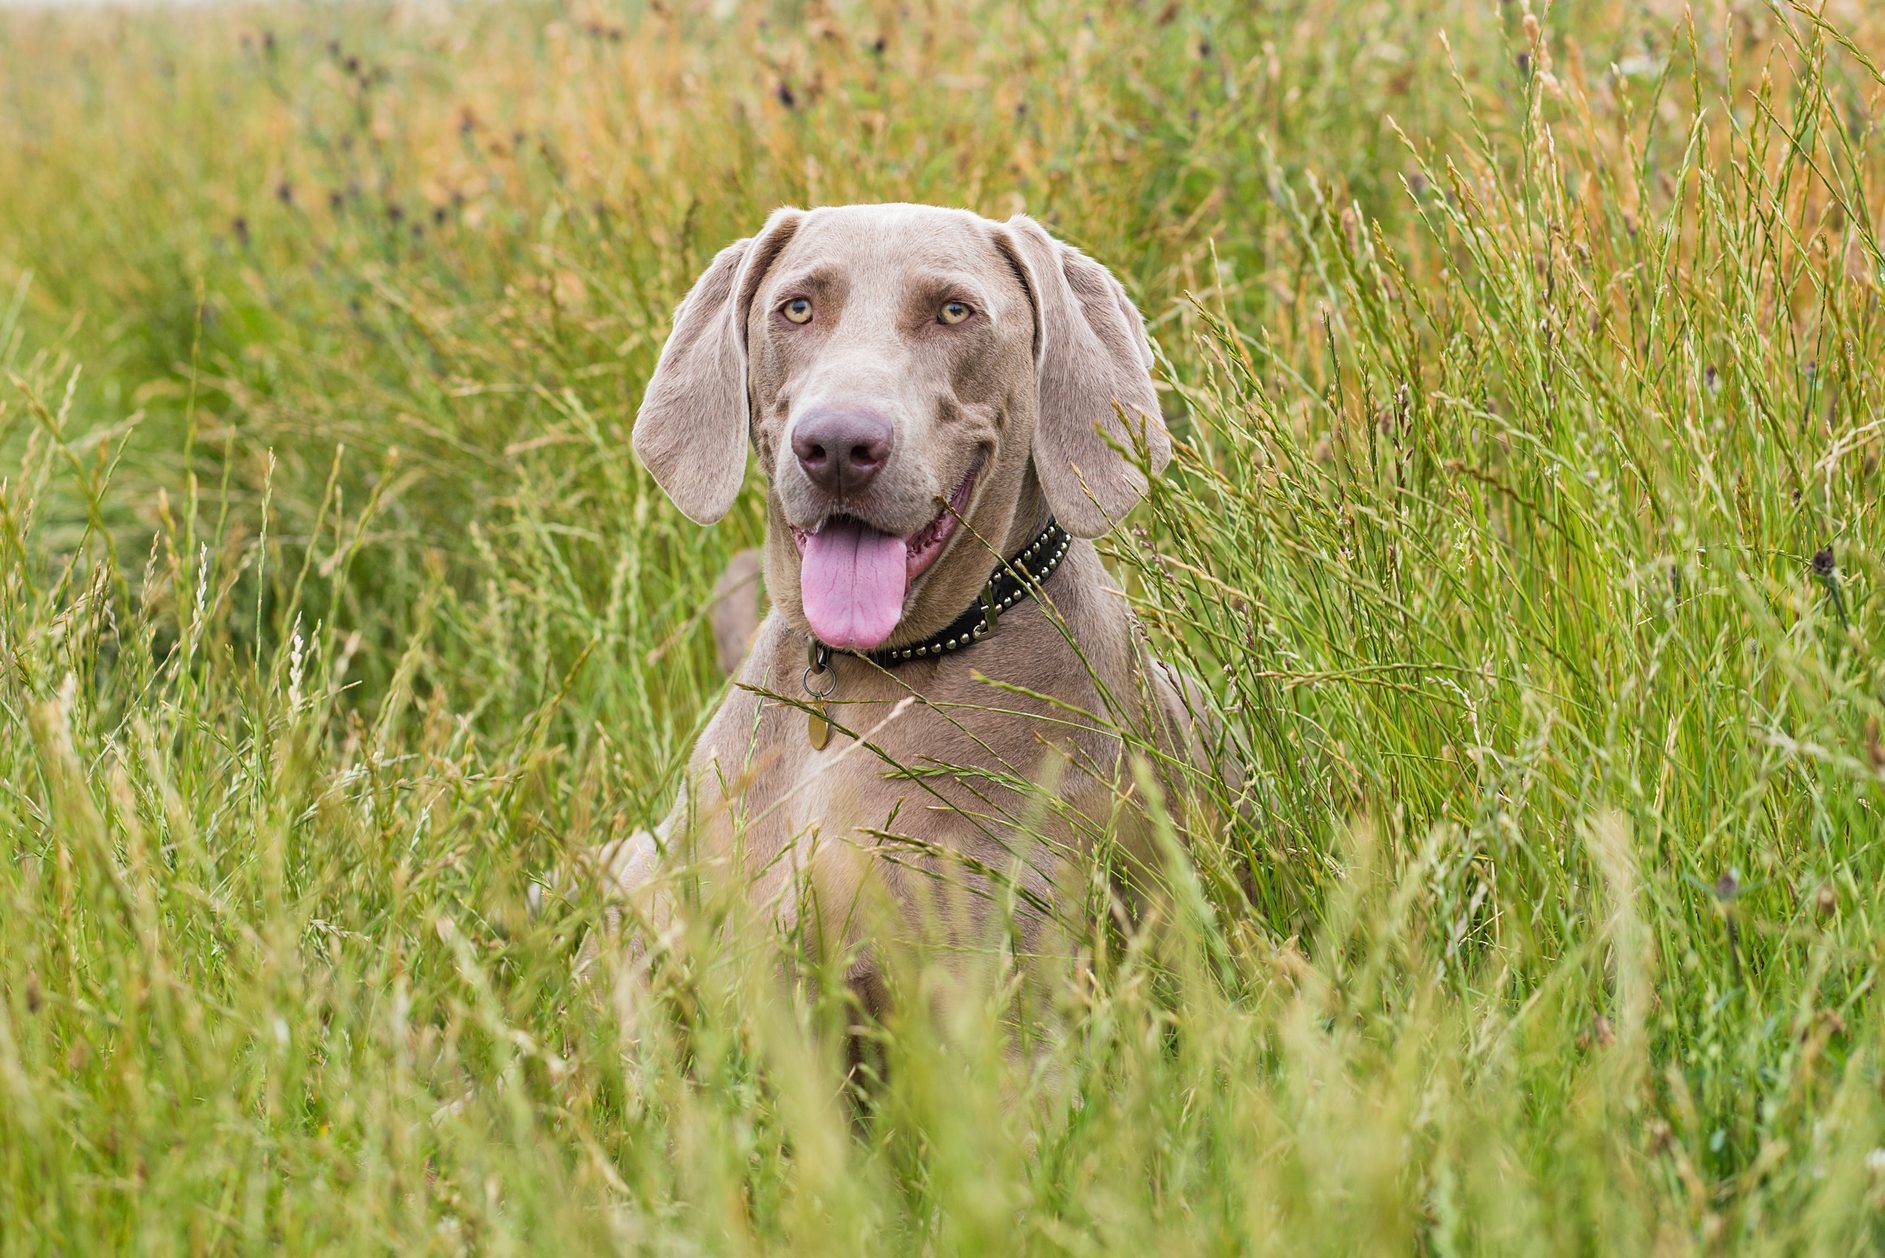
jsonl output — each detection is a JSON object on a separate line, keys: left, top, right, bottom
{"left": 633, "top": 203, "right": 1166, "bottom": 651}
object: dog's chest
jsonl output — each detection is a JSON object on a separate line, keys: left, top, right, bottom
{"left": 745, "top": 691, "right": 965, "bottom": 838}
{"left": 704, "top": 608, "right": 1125, "bottom": 860}
{"left": 716, "top": 679, "right": 1108, "bottom": 859}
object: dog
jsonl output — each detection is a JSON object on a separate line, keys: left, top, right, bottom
{"left": 603, "top": 203, "right": 1206, "bottom": 1025}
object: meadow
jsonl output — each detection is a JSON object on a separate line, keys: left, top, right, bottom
{"left": 2, "top": 0, "right": 1885, "bottom": 1251}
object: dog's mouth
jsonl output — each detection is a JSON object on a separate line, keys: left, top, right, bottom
{"left": 789, "top": 458, "right": 982, "bottom": 650}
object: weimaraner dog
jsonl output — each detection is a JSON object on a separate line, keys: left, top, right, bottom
{"left": 605, "top": 203, "right": 1205, "bottom": 1022}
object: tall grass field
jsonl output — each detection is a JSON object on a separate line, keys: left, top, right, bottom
{"left": 3, "top": 0, "right": 1885, "bottom": 1251}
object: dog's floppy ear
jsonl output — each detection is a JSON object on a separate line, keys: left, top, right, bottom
{"left": 997, "top": 215, "right": 1167, "bottom": 538}
{"left": 634, "top": 208, "right": 803, "bottom": 524}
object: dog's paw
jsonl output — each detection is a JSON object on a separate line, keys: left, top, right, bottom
{"left": 533, "top": 829, "right": 676, "bottom": 981}
{"left": 529, "top": 830, "right": 663, "bottom": 917}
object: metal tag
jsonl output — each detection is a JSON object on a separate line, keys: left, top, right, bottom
{"left": 804, "top": 638, "right": 836, "bottom": 749}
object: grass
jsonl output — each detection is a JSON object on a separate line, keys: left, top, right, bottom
{"left": 2, "top": 0, "right": 1885, "bottom": 1250}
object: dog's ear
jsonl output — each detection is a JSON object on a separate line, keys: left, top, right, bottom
{"left": 997, "top": 215, "right": 1167, "bottom": 538}
{"left": 634, "top": 208, "right": 803, "bottom": 524}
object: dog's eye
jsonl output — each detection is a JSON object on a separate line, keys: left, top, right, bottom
{"left": 939, "top": 301, "right": 972, "bottom": 325}
{"left": 780, "top": 298, "right": 813, "bottom": 324}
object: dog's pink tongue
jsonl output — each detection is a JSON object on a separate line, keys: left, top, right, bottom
{"left": 801, "top": 518, "right": 908, "bottom": 650}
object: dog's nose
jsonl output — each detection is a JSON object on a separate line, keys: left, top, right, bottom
{"left": 791, "top": 409, "right": 892, "bottom": 495}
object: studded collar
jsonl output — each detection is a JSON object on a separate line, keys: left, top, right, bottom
{"left": 804, "top": 515, "right": 1073, "bottom": 674}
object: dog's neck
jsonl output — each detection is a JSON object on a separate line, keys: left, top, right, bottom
{"left": 828, "top": 511, "right": 1072, "bottom": 667}
{"left": 892, "top": 465, "right": 1053, "bottom": 648}
{"left": 764, "top": 467, "right": 1064, "bottom": 656}
{"left": 1000, "top": 470, "right": 1053, "bottom": 561}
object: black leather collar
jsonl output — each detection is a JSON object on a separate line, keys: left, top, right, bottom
{"left": 806, "top": 515, "right": 1073, "bottom": 672}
